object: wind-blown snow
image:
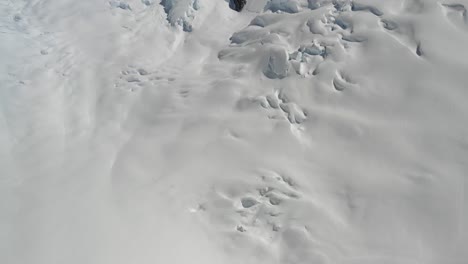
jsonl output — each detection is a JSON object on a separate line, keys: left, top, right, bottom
{"left": 1, "top": 0, "right": 468, "bottom": 264}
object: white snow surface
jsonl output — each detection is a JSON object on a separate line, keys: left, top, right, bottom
{"left": 1, "top": 0, "right": 468, "bottom": 263}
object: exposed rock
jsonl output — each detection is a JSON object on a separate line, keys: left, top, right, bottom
{"left": 231, "top": 0, "right": 246, "bottom": 12}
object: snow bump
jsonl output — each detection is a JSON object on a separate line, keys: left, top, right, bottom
{"left": 263, "top": 46, "right": 290, "bottom": 79}
{"left": 161, "top": 0, "right": 200, "bottom": 32}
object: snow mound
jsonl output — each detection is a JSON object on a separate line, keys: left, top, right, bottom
{"left": 161, "top": 0, "right": 200, "bottom": 32}
{"left": 109, "top": 1, "right": 132, "bottom": 10}
{"left": 266, "top": 0, "right": 307, "bottom": 13}
{"left": 263, "top": 46, "right": 290, "bottom": 79}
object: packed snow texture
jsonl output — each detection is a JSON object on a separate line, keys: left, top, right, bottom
{"left": 1, "top": 0, "right": 468, "bottom": 264}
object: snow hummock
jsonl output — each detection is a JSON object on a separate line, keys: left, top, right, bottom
{"left": 161, "top": 0, "right": 200, "bottom": 31}
{"left": 1, "top": 0, "right": 468, "bottom": 264}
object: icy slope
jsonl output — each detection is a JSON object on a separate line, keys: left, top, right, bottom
{"left": 1, "top": 0, "right": 468, "bottom": 264}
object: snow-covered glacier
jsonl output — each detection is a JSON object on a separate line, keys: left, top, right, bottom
{"left": 1, "top": 0, "right": 468, "bottom": 264}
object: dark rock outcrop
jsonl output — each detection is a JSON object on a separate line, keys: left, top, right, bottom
{"left": 230, "top": 0, "right": 246, "bottom": 12}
